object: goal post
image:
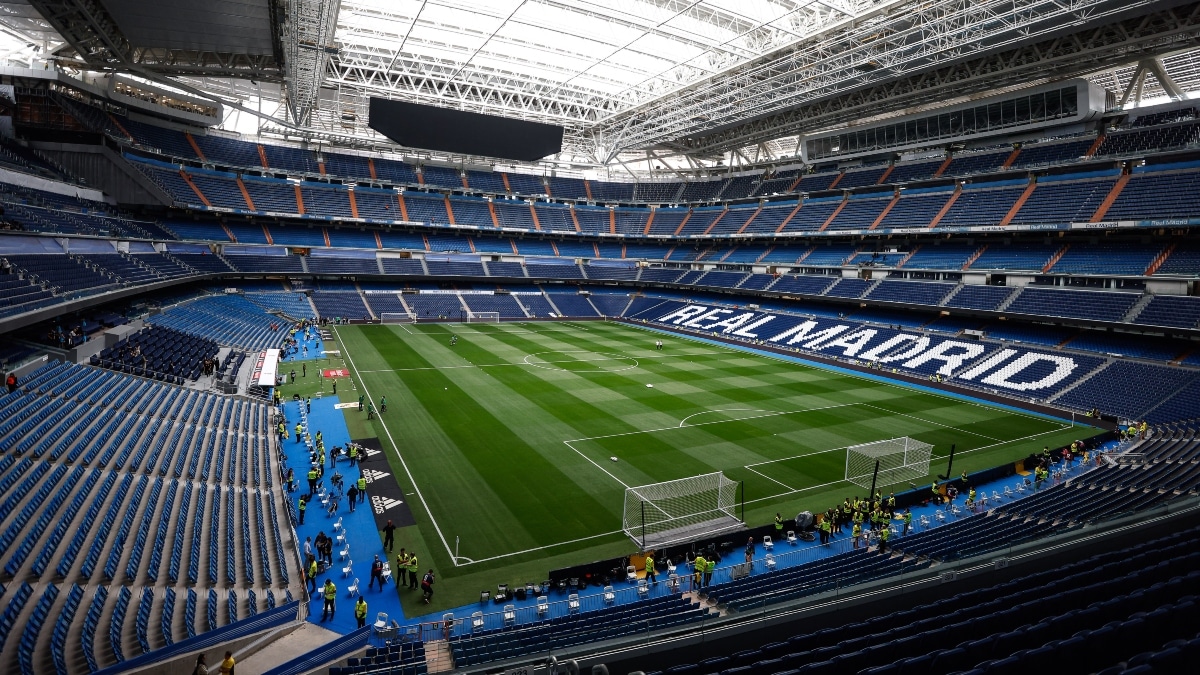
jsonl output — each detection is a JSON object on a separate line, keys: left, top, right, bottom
{"left": 379, "top": 312, "right": 417, "bottom": 324}
{"left": 465, "top": 311, "right": 500, "bottom": 324}
{"left": 622, "top": 472, "right": 742, "bottom": 550}
{"left": 845, "top": 437, "right": 934, "bottom": 491}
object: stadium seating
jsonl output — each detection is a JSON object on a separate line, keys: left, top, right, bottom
{"left": 0, "top": 359, "right": 298, "bottom": 673}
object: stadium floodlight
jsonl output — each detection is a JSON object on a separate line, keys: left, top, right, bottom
{"left": 622, "top": 472, "right": 741, "bottom": 550}
{"left": 379, "top": 312, "right": 417, "bottom": 324}
{"left": 845, "top": 437, "right": 933, "bottom": 491}
{"left": 465, "top": 311, "right": 501, "bottom": 324}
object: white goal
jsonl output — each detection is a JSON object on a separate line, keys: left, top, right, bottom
{"left": 379, "top": 312, "right": 417, "bottom": 324}
{"left": 465, "top": 311, "right": 500, "bottom": 324}
{"left": 622, "top": 472, "right": 742, "bottom": 550}
{"left": 845, "top": 437, "right": 934, "bottom": 491}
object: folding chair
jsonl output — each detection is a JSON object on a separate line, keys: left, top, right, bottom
{"left": 637, "top": 578, "right": 649, "bottom": 598}
{"left": 346, "top": 578, "right": 360, "bottom": 596}
{"left": 342, "top": 559, "right": 353, "bottom": 577}
{"left": 626, "top": 565, "right": 638, "bottom": 583}
{"left": 537, "top": 595, "right": 549, "bottom": 617}
{"left": 471, "top": 611, "right": 484, "bottom": 632}
{"left": 503, "top": 604, "right": 516, "bottom": 626}
{"left": 333, "top": 517, "right": 344, "bottom": 532}
{"left": 763, "top": 535, "right": 774, "bottom": 551}
{"left": 786, "top": 530, "right": 797, "bottom": 545}
{"left": 338, "top": 545, "right": 350, "bottom": 561}
{"left": 765, "top": 554, "right": 776, "bottom": 571}
{"left": 568, "top": 594, "right": 580, "bottom": 614}
{"left": 373, "top": 612, "right": 389, "bottom": 633}
{"left": 603, "top": 585, "right": 615, "bottom": 605}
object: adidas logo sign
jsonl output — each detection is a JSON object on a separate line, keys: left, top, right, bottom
{"left": 361, "top": 469, "right": 390, "bottom": 483}
{"left": 372, "top": 496, "right": 404, "bottom": 514}
{"left": 363, "top": 447, "right": 381, "bottom": 458}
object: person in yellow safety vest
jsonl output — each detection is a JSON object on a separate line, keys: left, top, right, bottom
{"left": 356, "top": 476, "right": 367, "bottom": 505}
{"left": 852, "top": 523, "right": 862, "bottom": 549}
{"left": 819, "top": 516, "right": 832, "bottom": 545}
{"left": 692, "top": 555, "right": 705, "bottom": 587}
{"left": 407, "top": 553, "right": 419, "bottom": 590}
{"left": 774, "top": 513, "right": 783, "bottom": 532}
{"left": 396, "top": 549, "right": 408, "bottom": 580}
{"left": 930, "top": 481, "right": 940, "bottom": 503}
{"left": 307, "top": 558, "right": 317, "bottom": 594}
{"left": 321, "top": 579, "right": 337, "bottom": 621}
{"left": 902, "top": 508, "right": 913, "bottom": 536}
{"left": 298, "top": 496, "right": 307, "bottom": 525}
{"left": 878, "top": 526, "right": 890, "bottom": 554}
{"left": 355, "top": 596, "right": 368, "bottom": 628}
{"left": 645, "top": 555, "right": 656, "bottom": 584}
{"left": 295, "top": 423, "right": 303, "bottom": 443}
{"left": 348, "top": 445, "right": 358, "bottom": 465}
{"left": 306, "top": 468, "right": 318, "bottom": 497}
{"left": 704, "top": 557, "right": 716, "bottom": 587}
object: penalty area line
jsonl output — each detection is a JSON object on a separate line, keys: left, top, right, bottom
{"left": 453, "top": 529, "right": 627, "bottom": 567}
{"left": 563, "top": 439, "right": 631, "bottom": 489}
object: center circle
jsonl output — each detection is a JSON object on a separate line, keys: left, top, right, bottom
{"left": 523, "top": 351, "right": 640, "bottom": 373}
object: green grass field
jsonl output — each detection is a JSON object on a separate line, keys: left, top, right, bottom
{"left": 332, "top": 320, "right": 1098, "bottom": 609}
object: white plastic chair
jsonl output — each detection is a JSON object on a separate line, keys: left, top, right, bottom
{"left": 920, "top": 515, "right": 931, "bottom": 529}
{"left": 935, "top": 511, "right": 946, "bottom": 522}
{"left": 786, "top": 530, "right": 797, "bottom": 545}
{"left": 763, "top": 535, "right": 774, "bottom": 551}
{"left": 568, "top": 593, "right": 580, "bottom": 614}
{"left": 346, "top": 577, "right": 359, "bottom": 596}
{"left": 342, "top": 559, "right": 353, "bottom": 577}
{"left": 667, "top": 573, "right": 679, "bottom": 592}
{"left": 335, "top": 531, "right": 346, "bottom": 546}
{"left": 536, "top": 596, "right": 549, "bottom": 616}
{"left": 471, "top": 611, "right": 484, "bottom": 632}
{"left": 333, "top": 517, "right": 343, "bottom": 532}
{"left": 637, "top": 578, "right": 649, "bottom": 598}
{"left": 626, "top": 565, "right": 637, "bottom": 583}
{"left": 603, "top": 585, "right": 615, "bottom": 605}
{"left": 381, "top": 563, "right": 392, "bottom": 585}
{"left": 373, "top": 612, "right": 389, "bottom": 633}
{"left": 1004, "top": 485, "right": 1014, "bottom": 496}
{"left": 503, "top": 604, "right": 516, "bottom": 626}
{"left": 666, "top": 560, "right": 677, "bottom": 575}
{"left": 765, "top": 553, "right": 776, "bottom": 571}
{"left": 338, "top": 545, "right": 350, "bottom": 561}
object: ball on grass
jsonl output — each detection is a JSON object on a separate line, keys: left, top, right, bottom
{"left": 610, "top": 456, "right": 619, "bottom": 462}
{"left": 646, "top": 383, "right": 654, "bottom": 388}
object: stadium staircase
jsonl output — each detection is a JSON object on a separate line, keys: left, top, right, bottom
{"left": 1046, "top": 359, "right": 1115, "bottom": 403}
{"left": 995, "top": 287, "right": 1022, "bottom": 312}
{"left": 1123, "top": 293, "right": 1157, "bottom": 323}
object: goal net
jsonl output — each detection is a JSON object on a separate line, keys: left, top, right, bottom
{"left": 466, "top": 311, "right": 500, "bottom": 324}
{"left": 845, "top": 437, "right": 934, "bottom": 491}
{"left": 379, "top": 312, "right": 417, "bottom": 324}
{"left": 622, "top": 472, "right": 742, "bottom": 550}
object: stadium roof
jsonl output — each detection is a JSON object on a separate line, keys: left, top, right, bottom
{"left": 7, "top": 0, "right": 1200, "bottom": 170}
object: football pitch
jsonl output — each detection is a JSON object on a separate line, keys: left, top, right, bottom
{"left": 334, "top": 319, "right": 1096, "bottom": 583}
